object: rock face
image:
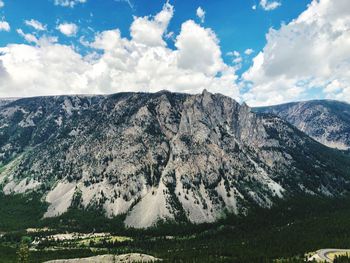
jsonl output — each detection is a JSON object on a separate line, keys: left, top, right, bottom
{"left": 255, "top": 100, "right": 350, "bottom": 150}
{"left": 1, "top": 91, "right": 350, "bottom": 228}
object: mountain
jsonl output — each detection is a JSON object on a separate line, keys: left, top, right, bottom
{"left": 255, "top": 100, "right": 350, "bottom": 150}
{"left": 0, "top": 91, "right": 350, "bottom": 228}
{"left": 0, "top": 98, "right": 18, "bottom": 108}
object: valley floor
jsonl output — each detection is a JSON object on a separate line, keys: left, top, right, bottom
{"left": 2, "top": 195, "right": 350, "bottom": 262}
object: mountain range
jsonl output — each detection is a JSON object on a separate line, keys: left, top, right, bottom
{"left": 255, "top": 100, "right": 350, "bottom": 151}
{"left": 0, "top": 91, "right": 350, "bottom": 228}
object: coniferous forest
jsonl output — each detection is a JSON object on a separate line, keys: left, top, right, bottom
{"left": 2, "top": 193, "right": 350, "bottom": 262}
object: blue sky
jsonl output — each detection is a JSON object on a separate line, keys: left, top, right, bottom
{"left": 0, "top": 0, "right": 349, "bottom": 106}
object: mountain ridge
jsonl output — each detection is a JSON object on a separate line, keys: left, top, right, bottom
{"left": 1, "top": 91, "right": 350, "bottom": 228}
{"left": 254, "top": 99, "right": 350, "bottom": 150}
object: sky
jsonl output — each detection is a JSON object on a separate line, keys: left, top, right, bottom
{"left": 0, "top": 0, "right": 349, "bottom": 106}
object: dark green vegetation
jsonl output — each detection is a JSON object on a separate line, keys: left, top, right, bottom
{"left": 2, "top": 194, "right": 350, "bottom": 262}
{"left": 335, "top": 255, "right": 350, "bottom": 262}
{"left": 0, "top": 193, "right": 47, "bottom": 231}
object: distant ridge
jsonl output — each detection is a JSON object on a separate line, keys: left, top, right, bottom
{"left": 254, "top": 99, "right": 350, "bottom": 150}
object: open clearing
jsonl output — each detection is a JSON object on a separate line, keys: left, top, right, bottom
{"left": 44, "top": 253, "right": 161, "bottom": 263}
{"left": 308, "top": 249, "right": 350, "bottom": 262}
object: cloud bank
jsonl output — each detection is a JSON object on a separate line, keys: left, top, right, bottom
{"left": 244, "top": 0, "right": 350, "bottom": 106}
{"left": 1, "top": 0, "right": 350, "bottom": 107}
{"left": 0, "top": 3, "right": 238, "bottom": 98}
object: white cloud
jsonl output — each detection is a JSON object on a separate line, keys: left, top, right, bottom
{"left": 260, "top": 0, "right": 281, "bottom": 11}
{"left": 324, "top": 80, "right": 343, "bottom": 94}
{"left": 0, "top": 21, "right": 10, "bottom": 32}
{"left": 227, "top": 51, "right": 240, "bottom": 57}
{"left": 0, "top": 42, "right": 89, "bottom": 97}
{"left": 130, "top": 2, "right": 173, "bottom": 47}
{"left": 244, "top": 48, "right": 254, "bottom": 55}
{"left": 176, "top": 20, "right": 225, "bottom": 76}
{"left": 0, "top": 3, "right": 239, "bottom": 99}
{"left": 196, "top": 7, "right": 206, "bottom": 23}
{"left": 165, "top": 31, "right": 174, "bottom": 40}
{"left": 252, "top": 5, "right": 257, "bottom": 10}
{"left": 16, "top": 29, "right": 38, "bottom": 44}
{"left": 0, "top": 0, "right": 4, "bottom": 8}
{"left": 25, "top": 19, "right": 46, "bottom": 31}
{"left": 57, "top": 23, "right": 78, "bottom": 37}
{"left": 243, "top": 0, "right": 350, "bottom": 106}
{"left": 115, "top": 0, "right": 134, "bottom": 10}
{"left": 54, "top": 0, "right": 86, "bottom": 8}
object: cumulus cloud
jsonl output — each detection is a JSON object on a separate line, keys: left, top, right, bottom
{"left": 54, "top": 0, "right": 87, "bottom": 8}
{"left": 0, "top": 3, "right": 239, "bottom": 99}
{"left": 57, "top": 23, "right": 78, "bottom": 36}
{"left": 176, "top": 20, "right": 225, "bottom": 76}
{"left": 25, "top": 19, "right": 46, "bottom": 31}
{"left": 0, "top": 42, "right": 89, "bottom": 97}
{"left": 0, "top": 0, "right": 4, "bottom": 8}
{"left": 243, "top": 0, "right": 350, "bottom": 106}
{"left": 260, "top": 0, "right": 281, "bottom": 11}
{"left": 0, "top": 21, "right": 10, "bottom": 32}
{"left": 130, "top": 2, "right": 173, "bottom": 47}
{"left": 196, "top": 7, "right": 206, "bottom": 23}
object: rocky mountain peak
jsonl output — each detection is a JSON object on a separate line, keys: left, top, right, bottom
{"left": 1, "top": 92, "right": 350, "bottom": 228}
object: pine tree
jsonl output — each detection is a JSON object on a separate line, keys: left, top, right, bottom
{"left": 16, "top": 241, "right": 29, "bottom": 263}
